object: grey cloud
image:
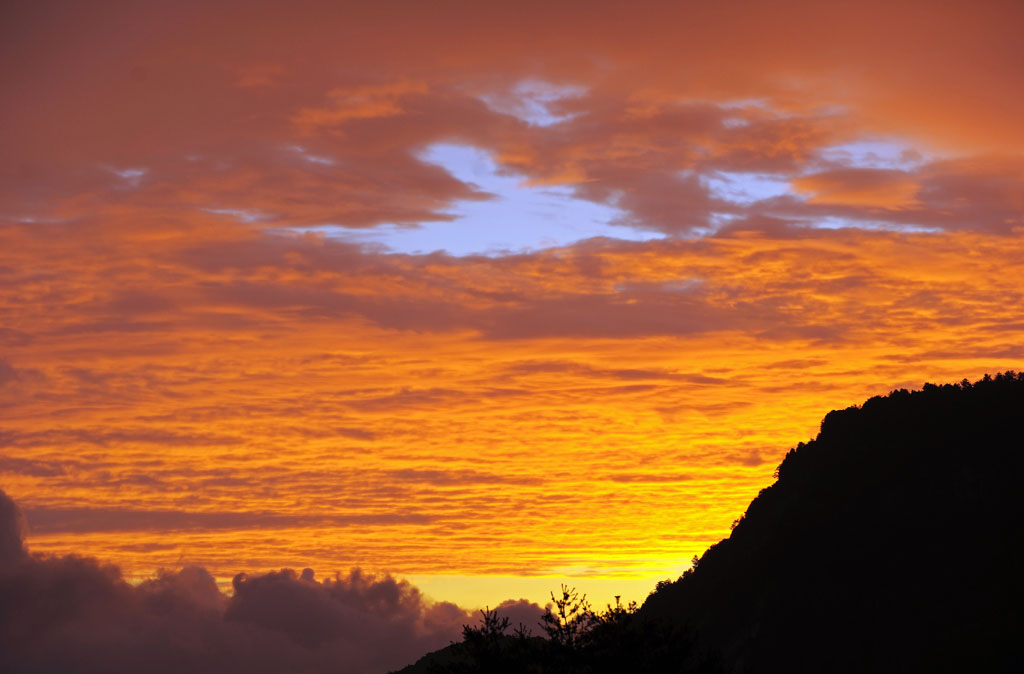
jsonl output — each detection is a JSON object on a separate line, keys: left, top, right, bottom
{"left": 0, "top": 489, "right": 27, "bottom": 565}
{"left": 0, "top": 488, "right": 469, "bottom": 674}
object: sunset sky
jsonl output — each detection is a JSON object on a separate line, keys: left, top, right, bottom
{"left": 2, "top": 0, "right": 1023, "bottom": 612}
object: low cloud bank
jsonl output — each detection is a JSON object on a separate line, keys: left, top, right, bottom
{"left": 0, "top": 489, "right": 543, "bottom": 674}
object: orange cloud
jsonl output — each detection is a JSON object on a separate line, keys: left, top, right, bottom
{"left": 792, "top": 168, "right": 919, "bottom": 208}
{"left": 293, "top": 81, "right": 431, "bottom": 130}
{"left": 2, "top": 0, "right": 1023, "bottom": 612}
{"left": 4, "top": 214, "right": 1023, "bottom": 592}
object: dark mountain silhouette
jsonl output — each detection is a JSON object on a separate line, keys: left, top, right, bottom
{"left": 643, "top": 371, "right": 1024, "bottom": 672}
{"left": 400, "top": 372, "right": 1024, "bottom": 673}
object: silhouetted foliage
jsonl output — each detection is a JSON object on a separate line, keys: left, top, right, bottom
{"left": 461, "top": 607, "right": 509, "bottom": 661}
{"left": 399, "top": 373, "right": 1024, "bottom": 673}
{"left": 540, "top": 584, "right": 591, "bottom": 651}
{"left": 405, "top": 584, "right": 717, "bottom": 674}
{"left": 431, "top": 606, "right": 541, "bottom": 674}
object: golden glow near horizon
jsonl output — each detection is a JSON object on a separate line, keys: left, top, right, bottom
{"left": 2, "top": 1, "right": 1024, "bottom": 610}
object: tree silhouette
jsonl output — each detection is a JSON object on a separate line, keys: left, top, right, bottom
{"left": 540, "top": 584, "right": 592, "bottom": 651}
